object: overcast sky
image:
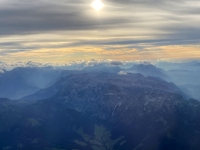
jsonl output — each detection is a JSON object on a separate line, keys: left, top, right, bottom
{"left": 0, "top": 0, "right": 200, "bottom": 62}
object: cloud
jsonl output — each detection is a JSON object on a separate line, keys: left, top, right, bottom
{"left": 0, "top": 0, "right": 200, "bottom": 61}
{"left": 0, "top": 0, "right": 132, "bottom": 35}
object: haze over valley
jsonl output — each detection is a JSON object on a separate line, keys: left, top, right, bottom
{"left": 0, "top": 60, "right": 199, "bottom": 149}
{"left": 1, "top": 0, "right": 200, "bottom": 149}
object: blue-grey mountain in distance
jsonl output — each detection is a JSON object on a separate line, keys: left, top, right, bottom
{"left": 0, "top": 67, "right": 62, "bottom": 99}
{"left": 1, "top": 61, "right": 199, "bottom": 100}
{"left": 126, "top": 64, "right": 170, "bottom": 81}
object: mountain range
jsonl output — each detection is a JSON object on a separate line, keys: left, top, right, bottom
{"left": 0, "top": 72, "right": 200, "bottom": 150}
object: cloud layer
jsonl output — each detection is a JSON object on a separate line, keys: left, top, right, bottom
{"left": 0, "top": 0, "right": 200, "bottom": 62}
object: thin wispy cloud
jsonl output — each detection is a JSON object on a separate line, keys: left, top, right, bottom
{"left": 0, "top": 0, "right": 200, "bottom": 61}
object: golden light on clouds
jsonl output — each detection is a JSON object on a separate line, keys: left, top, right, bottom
{"left": 159, "top": 45, "right": 200, "bottom": 59}
{"left": 1, "top": 44, "right": 200, "bottom": 63}
{"left": 1, "top": 0, "right": 200, "bottom": 63}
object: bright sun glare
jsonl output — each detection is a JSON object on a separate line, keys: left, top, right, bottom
{"left": 91, "top": 0, "right": 104, "bottom": 11}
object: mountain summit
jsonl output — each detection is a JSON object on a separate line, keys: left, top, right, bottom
{"left": 2, "top": 72, "right": 197, "bottom": 149}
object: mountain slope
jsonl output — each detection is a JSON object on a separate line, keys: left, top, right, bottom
{"left": 0, "top": 67, "right": 62, "bottom": 99}
{"left": 0, "top": 97, "right": 125, "bottom": 150}
{"left": 20, "top": 77, "right": 68, "bottom": 101}
{"left": 22, "top": 72, "right": 186, "bottom": 101}
{"left": 0, "top": 73, "right": 200, "bottom": 149}
{"left": 47, "top": 73, "right": 200, "bottom": 149}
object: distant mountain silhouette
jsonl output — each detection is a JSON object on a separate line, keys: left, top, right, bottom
{"left": 0, "top": 67, "right": 62, "bottom": 99}
{"left": 126, "top": 64, "right": 169, "bottom": 81}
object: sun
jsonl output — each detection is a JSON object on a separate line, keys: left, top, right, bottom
{"left": 91, "top": 0, "right": 104, "bottom": 11}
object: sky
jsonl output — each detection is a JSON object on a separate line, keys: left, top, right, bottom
{"left": 0, "top": 0, "right": 200, "bottom": 62}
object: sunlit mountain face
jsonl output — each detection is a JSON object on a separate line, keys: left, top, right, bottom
{"left": 1, "top": 0, "right": 200, "bottom": 149}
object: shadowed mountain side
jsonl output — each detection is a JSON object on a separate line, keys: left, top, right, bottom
{"left": 0, "top": 73, "right": 200, "bottom": 149}
{"left": 21, "top": 72, "right": 187, "bottom": 101}
{"left": 83, "top": 66, "right": 122, "bottom": 73}
{"left": 0, "top": 99, "right": 98, "bottom": 150}
{"left": 21, "top": 67, "right": 123, "bottom": 101}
